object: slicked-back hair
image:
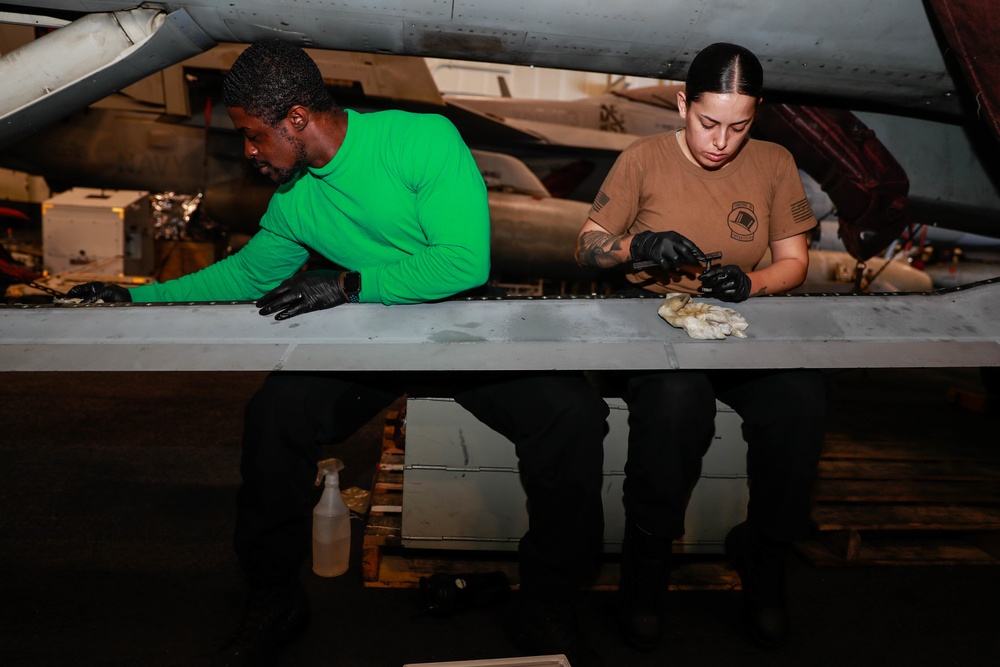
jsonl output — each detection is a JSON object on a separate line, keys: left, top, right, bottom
{"left": 685, "top": 42, "right": 764, "bottom": 104}
{"left": 223, "top": 40, "right": 338, "bottom": 126}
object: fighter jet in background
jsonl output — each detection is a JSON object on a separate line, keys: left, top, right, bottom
{"left": 0, "top": 0, "right": 998, "bottom": 283}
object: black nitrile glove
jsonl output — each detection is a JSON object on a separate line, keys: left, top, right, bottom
{"left": 699, "top": 265, "right": 752, "bottom": 303}
{"left": 256, "top": 270, "right": 347, "bottom": 321}
{"left": 631, "top": 230, "right": 706, "bottom": 271}
{"left": 66, "top": 282, "right": 133, "bottom": 303}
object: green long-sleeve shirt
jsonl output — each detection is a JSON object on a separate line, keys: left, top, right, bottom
{"left": 130, "top": 109, "right": 490, "bottom": 305}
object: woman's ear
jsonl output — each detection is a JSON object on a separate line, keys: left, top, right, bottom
{"left": 676, "top": 89, "right": 688, "bottom": 117}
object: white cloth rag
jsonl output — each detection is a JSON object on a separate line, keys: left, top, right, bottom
{"left": 657, "top": 293, "right": 749, "bottom": 340}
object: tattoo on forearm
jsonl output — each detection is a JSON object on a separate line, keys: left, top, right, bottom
{"left": 577, "top": 230, "right": 627, "bottom": 268}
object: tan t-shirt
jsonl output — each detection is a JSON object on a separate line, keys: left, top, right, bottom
{"left": 589, "top": 131, "right": 817, "bottom": 294}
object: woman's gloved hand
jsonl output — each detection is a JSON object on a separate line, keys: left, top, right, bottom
{"left": 256, "top": 270, "right": 347, "bottom": 320}
{"left": 66, "top": 282, "right": 133, "bottom": 303}
{"left": 630, "top": 230, "right": 706, "bottom": 271}
{"left": 699, "top": 265, "right": 752, "bottom": 303}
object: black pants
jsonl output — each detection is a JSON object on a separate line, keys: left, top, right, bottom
{"left": 234, "top": 371, "right": 609, "bottom": 601}
{"left": 620, "top": 369, "right": 828, "bottom": 543}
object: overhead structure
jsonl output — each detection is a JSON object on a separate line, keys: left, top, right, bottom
{"left": 0, "top": 0, "right": 978, "bottom": 149}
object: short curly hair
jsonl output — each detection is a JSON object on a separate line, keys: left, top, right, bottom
{"left": 222, "top": 40, "right": 337, "bottom": 126}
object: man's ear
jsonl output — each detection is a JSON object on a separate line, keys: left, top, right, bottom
{"left": 287, "top": 105, "right": 309, "bottom": 131}
{"left": 676, "top": 89, "right": 688, "bottom": 118}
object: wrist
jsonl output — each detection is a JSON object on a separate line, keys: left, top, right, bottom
{"left": 630, "top": 231, "right": 651, "bottom": 259}
{"left": 342, "top": 270, "right": 362, "bottom": 303}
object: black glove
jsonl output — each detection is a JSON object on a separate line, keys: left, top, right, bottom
{"left": 699, "top": 265, "right": 752, "bottom": 303}
{"left": 256, "top": 270, "right": 347, "bottom": 321}
{"left": 66, "top": 282, "right": 133, "bottom": 303}
{"left": 631, "top": 230, "right": 706, "bottom": 271}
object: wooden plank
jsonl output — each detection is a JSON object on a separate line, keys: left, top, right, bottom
{"left": 816, "top": 459, "right": 1000, "bottom": 481}
{"left": 796, "top": 535, "right": 1000, "bottom": 566}
{"left": 363, "top": 549, "right": 740, "bottom": 591}
{"left": 811, "top": 479, "right": 1000, "bottom": 503}
{"left": 380, "top": 453, "right": 405, "bottom": 470}
{"left": 382, "top": 408, "right": 406, "bottom": 454}
{"left": 820, "top": 437, "right": 1000, "bottom": 463}
{"left": 371, "top": 490, "right": 402, "bottom": 513}
{"left": 374, "top": 470, "right": 404, "bottom": 493}
{"left": 811, "top": 504, "right": 1000, "bottom": 531}
{"left": 364, "top": 514, "right": 401, "bottom": 542}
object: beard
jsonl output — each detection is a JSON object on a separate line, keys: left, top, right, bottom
{"left": 254, "top": 127, "right": 309, "bottom": 184}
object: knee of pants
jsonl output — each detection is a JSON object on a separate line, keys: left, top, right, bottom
{"left": 555, "top": 388, "right": 611, "bottom": 431}
{"left": 626, "top": 372, "right": 716, "bottom": 423}
{"left": 512, "top": 376, "right": 610, "bottom": 440}
{"left": 517, "top": 388, "right": 608, "bottom": 483}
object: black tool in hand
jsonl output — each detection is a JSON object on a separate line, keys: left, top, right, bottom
{"left": 633, "top": 250, "right": 723, "bottom": 273}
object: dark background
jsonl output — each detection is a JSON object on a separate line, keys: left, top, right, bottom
{"left": 2, "top": 368, "right": 998, "bottom": 666}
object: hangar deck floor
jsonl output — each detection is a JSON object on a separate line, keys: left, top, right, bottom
{"left": 1, "top": 368, "right": 998, "bottom": 667}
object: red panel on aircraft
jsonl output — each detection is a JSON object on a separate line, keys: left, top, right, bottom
{"left": 926, "top": 0, "right": 1000, "bottom": 141}
{"left": 753, "top": 105, "right": 909, "bottom": 262}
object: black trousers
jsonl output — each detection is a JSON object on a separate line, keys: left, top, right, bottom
{"left": 620, "top": 369, "right": 828, "bottom": 543}
{"left": 234, "top": 371, "right": 609, "bottom": 601}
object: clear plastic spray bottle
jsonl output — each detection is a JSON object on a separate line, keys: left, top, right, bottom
{"left": 312, "top": 458, "right": 351, "bottom": 577}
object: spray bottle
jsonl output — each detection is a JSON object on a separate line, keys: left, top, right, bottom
{"left": 312, "top": 458, "right": 351, "bottom": 577}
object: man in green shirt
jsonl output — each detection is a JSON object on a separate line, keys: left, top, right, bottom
{"left": 70, "top": 41, "right": 607, "bottom": 667}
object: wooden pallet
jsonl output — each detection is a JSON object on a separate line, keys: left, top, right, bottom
{"left": 361, "top": 410, "right": 739, "bottom": 590}
{"left": 797, "top": 431, "right": 1000, "bottom": 566}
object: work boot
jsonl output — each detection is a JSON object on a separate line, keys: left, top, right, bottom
{"left": 214, "top": 581, "right": 311, "bottom": 667}
{"left": 507, "top": 591, "right": 605, "bottom": 667}
{"left": 616, "top": 521, "right": 671, "bottom": 650}
{"left": 725, "top": 521, "right": 789, "bottom": 648}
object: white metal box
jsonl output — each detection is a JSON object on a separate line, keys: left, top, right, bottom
{"left": 402, "top": 397, "right": 749, "bottom": 554}
{"left": 42, "top": 188, "right": 154, "bottom": 276}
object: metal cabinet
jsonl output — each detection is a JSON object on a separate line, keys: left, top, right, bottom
{"left": 402, "top": 397, "right": 748, "bottom": 553}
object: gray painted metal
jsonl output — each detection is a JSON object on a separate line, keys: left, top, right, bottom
{"left": 0, "top": 8, "right": 216, "bottom": 148}
{"left": 2, "top": 282, "right": 999, "bottom": 372}
{"left": 0, "top": 0, "right": 958, "bottom": 138}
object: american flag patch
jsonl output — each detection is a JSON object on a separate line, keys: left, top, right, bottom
{"left": 592, "top": 191, "right": 610, "bottom": 213}
{"left": 791, "top": 198, "right": 814, "bottom": 223}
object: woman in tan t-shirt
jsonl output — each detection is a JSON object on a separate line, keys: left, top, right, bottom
{"left": 574, "top": 42, "right": 828, "bottom": 653}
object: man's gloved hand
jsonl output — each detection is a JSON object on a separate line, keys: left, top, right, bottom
{"left": 699, "top": 265, "right": 752, "bottom": 303}
{"left": 66, "top": 282, "right": 133, "bottom": 303}
{"left": 256, "top": 270, "right": 347, "bottom": 321}
{"left": 631, "top": 230, "right": 707, "bottom": 272}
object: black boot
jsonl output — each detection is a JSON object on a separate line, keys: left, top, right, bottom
{"left": 617, "top": 521, "right": 671, "bottom": 650}
{"left": 725, "top": 521, "right": 789, "bottom": 648}
{"left": 214, "top": 581, "right": 311, "bottom": 667}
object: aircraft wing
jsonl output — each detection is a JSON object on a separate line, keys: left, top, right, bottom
{"left": 0, "top": 0, "right": 985, "bottom": 150}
